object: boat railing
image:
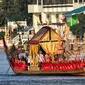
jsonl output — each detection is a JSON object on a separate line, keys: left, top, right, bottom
{"left": 12, "top": 36, "right": 19, "bottom": 45}
{"left": 12, "top": 32, "right": 29, "bottom": 45}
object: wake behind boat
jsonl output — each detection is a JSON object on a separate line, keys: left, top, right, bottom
{"left": 2, "top": 26, "right": 85, "bottom": 76}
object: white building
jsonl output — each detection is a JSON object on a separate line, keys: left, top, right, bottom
{"left": 7, "top": 21, "right": 27, "bottom": 31}
{"left": 28, "top": 0, "right": 85, "bottom": 33}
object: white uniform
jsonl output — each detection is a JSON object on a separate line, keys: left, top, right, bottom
{"left": 38, "top": 54, "right": 44, "bottom": 62}
{"left": 27, "top": 56, "right": 30, "bottom": 64}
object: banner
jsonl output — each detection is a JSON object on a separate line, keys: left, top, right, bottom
{"left": 72, "top": 15, "right": 77, "bottom": 25}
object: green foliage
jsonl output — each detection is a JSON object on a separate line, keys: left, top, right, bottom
{"left": 70, "top": 13, "right": 85, "bottom": 37}
{"left": 77, "top": 13, "right": 85, "bottom": 23}
{"left": 70, "top": 24, "right": 82, "bottom": 37}
{"left": 0, "top": 0, "right": 15, "bottom": 25}
{"left": 0, "top": 0, "right": 32, "bottom": 26}
{"left": 0, "top": 31, "right": 5, "bottom": 39}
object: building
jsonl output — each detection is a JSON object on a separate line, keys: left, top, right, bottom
{"left": 28, "top": 0, "right": 85, "bottom": 33}
{"left": 7, "top": 21, "right": 27, "bottom": 31}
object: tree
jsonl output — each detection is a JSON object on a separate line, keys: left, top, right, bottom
{"left": 70, "top": 24, "right": 82, "bottom": 37}
{"left": 70, "top": 13, "right": 85, "bottom": 38}
{"left": 0, "top": 0, "right": 15, "bottom": 26}
{"left": 0, "top": 0, "right": 32, "bottom": 26}
{"left": 7, "top": 0, "right": 29, "bottom": 21}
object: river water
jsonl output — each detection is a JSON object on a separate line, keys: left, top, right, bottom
{"left": 0, "top": 50, "right": 85, "bottom": 85}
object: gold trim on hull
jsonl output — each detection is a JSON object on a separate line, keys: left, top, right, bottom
{"left": 13, "top": 68, "right": 85, "bottom": 76}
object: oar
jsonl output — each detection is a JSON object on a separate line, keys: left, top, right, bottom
{"left": 6, "top": 66, "right": 10, "bottom": 74}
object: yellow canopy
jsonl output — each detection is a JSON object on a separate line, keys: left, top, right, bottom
{"left": 29, "top": 26, "right": 63, "bottom": 64}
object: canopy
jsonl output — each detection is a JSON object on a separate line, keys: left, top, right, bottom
{"left": 29, "top": 26, "right": 59, "bottom": 44}
{"left": 64, "top": 6, "right": 85, "bottom": 15}
{"left": 29, "top": 26, "right": 62, "bottom": 64}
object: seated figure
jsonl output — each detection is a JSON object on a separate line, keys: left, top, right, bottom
{"left": 44, "top": 53, "right": 51, "bottom": 63}
{"left": 38, "top": 51, "right": 44, "bottom": 63}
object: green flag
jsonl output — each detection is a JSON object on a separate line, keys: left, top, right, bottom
{"left": 72, "top": 15, "right": 76, "bottom": 25}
